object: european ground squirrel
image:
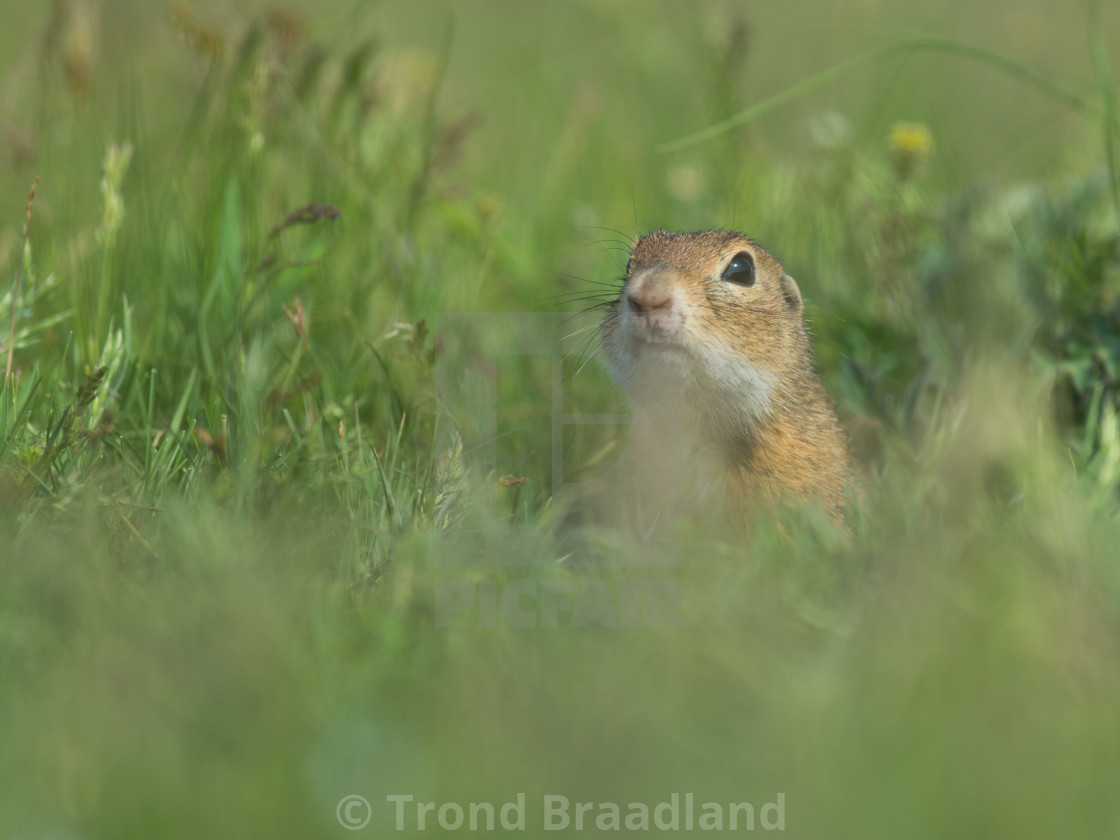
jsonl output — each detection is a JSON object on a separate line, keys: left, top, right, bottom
{"left": 600, "top": 230, "right": 857, "bottom": 526}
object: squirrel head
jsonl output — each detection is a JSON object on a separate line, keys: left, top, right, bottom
{"left": 601, "top": 230, "right": 811, "bottom": 428}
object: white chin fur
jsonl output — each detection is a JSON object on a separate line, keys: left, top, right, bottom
{"left": 609, "top": 337, "right": 776, "bottom": 431}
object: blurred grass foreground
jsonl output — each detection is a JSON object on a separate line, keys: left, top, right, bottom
{"left": 2, "top": 1, "right": 1120, "bottom": 838}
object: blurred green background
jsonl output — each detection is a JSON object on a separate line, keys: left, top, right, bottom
{"left": 2, "top": 1, "right": 1120, "bottom": 838}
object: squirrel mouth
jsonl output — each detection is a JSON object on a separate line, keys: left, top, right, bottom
{"left": 642, "top": 338, "right": 683, "bottom": 350}
{"left": 624, "top": 315, "right": 689, "bottom": 360}
{"left": 633, "top": 333, "right": 687, "bottom": 358}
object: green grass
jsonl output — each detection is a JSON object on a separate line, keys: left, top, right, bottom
{"left": 2, "top": 1, "right": 1120, "bottom": 838}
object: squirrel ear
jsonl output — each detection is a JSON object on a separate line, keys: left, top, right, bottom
{"left": 780, "top": 274, "right": 803, "bottom": 313}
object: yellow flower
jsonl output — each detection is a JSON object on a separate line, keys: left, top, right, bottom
{"left": 888, "top": 121, "right": 933, "bottom": 180}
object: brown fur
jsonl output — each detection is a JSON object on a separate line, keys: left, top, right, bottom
{"left": 600, "top": 230, "right": 857, "bottom": 525}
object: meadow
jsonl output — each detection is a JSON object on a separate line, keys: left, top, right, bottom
{"left": 1, "top": 1, "right": 1119, "bottom": 837}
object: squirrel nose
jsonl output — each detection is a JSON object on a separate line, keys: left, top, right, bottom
{"left": 627, "top": 286, "right": 673, "bottom": 314}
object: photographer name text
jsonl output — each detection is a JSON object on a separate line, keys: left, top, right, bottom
{"left": 383, "top": 792, "right": 785, "bottom": 832}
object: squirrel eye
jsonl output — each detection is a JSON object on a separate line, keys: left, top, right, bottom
{"left": 721, "top": 253, "right": 755, "bottom": 287}
{"left": 625, "top": 256, "right": 633, "bottom": 276}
